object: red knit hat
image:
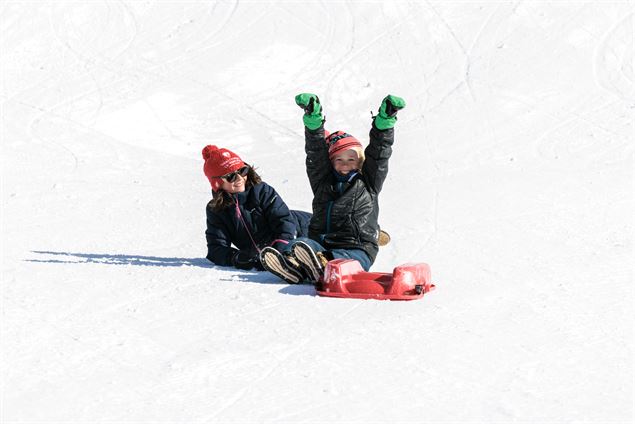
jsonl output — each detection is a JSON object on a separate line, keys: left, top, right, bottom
{"left": 202, "top": 145, "right": 245, "bottom": 191}
{"left": 325, "top": 130, "right": 363, "bottom": 159}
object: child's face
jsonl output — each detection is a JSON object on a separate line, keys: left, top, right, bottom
{"left": 331, "top": 149, "right": 360, "bottom": 175}
{"left": 220, "top": 172, "right": 247, "bottom": 194}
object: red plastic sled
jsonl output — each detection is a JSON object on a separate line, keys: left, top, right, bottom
{"left": 316, "top": 259, "right": 435, "bottom": 301}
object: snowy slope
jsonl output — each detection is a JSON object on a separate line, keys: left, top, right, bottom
{"left": 1, "top": 2, "right": 633, "bottom": 423}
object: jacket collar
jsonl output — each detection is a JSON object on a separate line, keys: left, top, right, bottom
{"left": 333, "top": 169, "right": 359, "bottom": 183}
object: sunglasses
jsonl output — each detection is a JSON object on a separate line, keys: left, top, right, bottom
{"left": 215, "top": 165, "right": 250, "bottom": 183}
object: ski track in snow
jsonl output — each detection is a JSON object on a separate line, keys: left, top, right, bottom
{"left": 2, "top": 2, "right": 633, "bottom": 423}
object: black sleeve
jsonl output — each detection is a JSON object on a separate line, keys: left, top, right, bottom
{"left": 205, "top": 203, "right": 238, "bottom": 266}
{"left": 258, "top": 183, "right": 298, "bottom": 241}
{"left": 362, "top": 123, "right": 394, "bottom": 194}
{"left": 304, "top": 125, "right": 331, "bottom": 195}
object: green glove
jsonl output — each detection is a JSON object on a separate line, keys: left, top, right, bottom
{"left": 295, "top": 93, "right": 324, "bottom": 130}
{"left": 374, "top": 95, "right": 406, "bottom": 130}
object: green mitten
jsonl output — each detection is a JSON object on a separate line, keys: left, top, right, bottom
{"left": 295, "top": 93, "right": 324, "bottom": 130}
{"left": 374, "top": 94, "right": 406, "bottom": 130}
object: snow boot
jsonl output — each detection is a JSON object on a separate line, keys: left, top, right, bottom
{"left": 378, "top": 229, "right": 391, "bottom": 246}
{"left": 259, "top": 247, "right": 303, "bottom": 284}
{"left": 291, "top": 241, "right": 326, "bottom": 283}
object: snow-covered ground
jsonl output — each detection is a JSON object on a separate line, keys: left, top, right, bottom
{"left": 1, "top": 2, "right": 633, "bottom": 422}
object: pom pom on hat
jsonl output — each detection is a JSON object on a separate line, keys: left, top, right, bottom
{"left": 202, "top": 145, "right": 216, "bottom": 161}
{"left": 202, "top": 145, "right": 245, "bottom": 191}
{"left": 325, "top": 130, "right": 363, "bottom": 160}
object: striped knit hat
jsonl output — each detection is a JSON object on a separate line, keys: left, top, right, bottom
{"left": 325, "top": 130, "right": 362, "bottom": 160}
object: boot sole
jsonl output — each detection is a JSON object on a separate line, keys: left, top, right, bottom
{"left": 260, "top": 247, "right": 303, "bottom": 284}
{"left": 378, "top": 229, "right": 391, "bottom": 246}
{"left": 292, "top": 242, "right": 324, "bottom": 283}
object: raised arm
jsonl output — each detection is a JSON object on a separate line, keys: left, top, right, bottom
{"left": 362, "top": 95, "right": 406, "bottom": 194}
{"left": 295, "top": 93, "right": 331, "bottom": 195}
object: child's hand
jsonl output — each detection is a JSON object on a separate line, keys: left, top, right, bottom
{"left": 295, "top": 93, "right": 324, "bottom": 130}
{"left": 232, "top": 249, "right": 261, "bottom": 270}
{"left": 295, "top": 93, "right": 320, "bottom": 112}
{"left": 381, "top": 95, "right": 406, "bottom": 117}
{"left": 375, "top": 95, "right": 406, "bottom": 130}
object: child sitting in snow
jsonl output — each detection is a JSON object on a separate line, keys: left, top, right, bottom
{"left": 259, "top": 93, "right": 405, "bottom": 284}
{"left": 202, "top": 145, "right": 311, "bottom": 270}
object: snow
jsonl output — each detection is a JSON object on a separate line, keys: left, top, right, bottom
{"left": 1, "top": 1, "right": 633, "bottom": 422}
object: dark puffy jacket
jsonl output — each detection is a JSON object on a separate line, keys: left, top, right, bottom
{"left": 205, "top": 182, "right": 311, "bottom": 266}
{"left": 305, "top": 123, "right": 394, "bottom": 264}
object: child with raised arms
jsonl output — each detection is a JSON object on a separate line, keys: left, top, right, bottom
{"left": 259, "top": 93, "right": 405, "bottom": 284}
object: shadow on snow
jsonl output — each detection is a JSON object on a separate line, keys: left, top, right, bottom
{"left": 26, "top": 250, "right": 316, "bottom": 297}
{"left": 28, "top": 250, "right": 213, "bottom": 268}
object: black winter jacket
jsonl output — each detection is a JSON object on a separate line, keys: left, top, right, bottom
{"left": 205, "top": 182, "right": 311, "bottom": 266}
{"left": 305, "top": 123, "right": 394, "bottom": 264}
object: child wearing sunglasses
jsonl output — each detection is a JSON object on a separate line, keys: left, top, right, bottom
{"left": 259, "top": 94, "right": 405, "bottom": 284}
{"left": 202, "top": 145, "right": 311, "bottom": 271}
